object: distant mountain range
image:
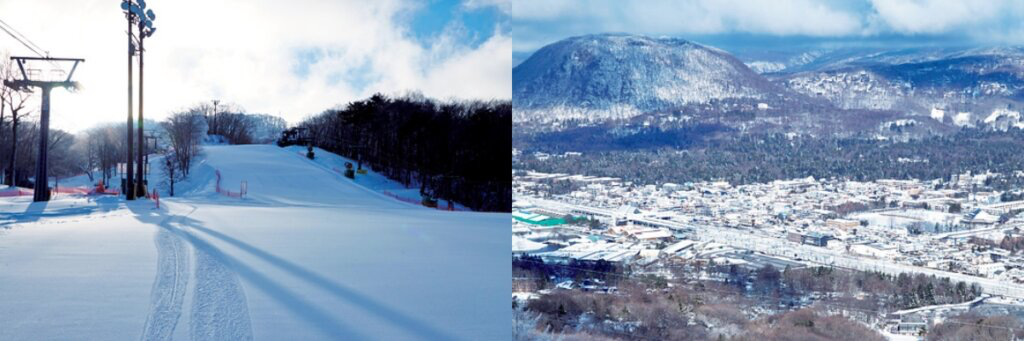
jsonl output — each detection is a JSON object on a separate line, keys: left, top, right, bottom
{"left": 513, "top": 33, "right": 1024, "bottom": 142}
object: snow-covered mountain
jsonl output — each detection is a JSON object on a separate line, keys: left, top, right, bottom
{"left": 513, "top": 33, "right": 1024, "bottom": 142}
{"left": 783, "top": 69, "right": 911, "bottom": 110}
{"left": 513, "top": 34, "right": 785, "bottom": 124}
{"left": 774, "top": 49, "right": 1024, "bottom": 123}
{"left": 745, "top": 61, "right": 786, "bottom": 74}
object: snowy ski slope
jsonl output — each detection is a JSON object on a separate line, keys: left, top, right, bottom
{"left": 0, "top": 144, "right": 510, "bottom": 340}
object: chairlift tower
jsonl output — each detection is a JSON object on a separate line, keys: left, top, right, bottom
{"left": 3, "top": 56, "right": 84, "bottom": 202}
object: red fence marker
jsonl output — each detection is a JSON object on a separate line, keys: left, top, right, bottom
{"left": 214, "top": 169, "right": 247, "bottom": 199}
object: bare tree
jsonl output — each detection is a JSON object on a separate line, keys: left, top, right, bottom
{"left": 0, "top": 50, "right": 9, "bottom": 180}
{"left": 161, "top": 150, "right": 181, "bottom": 196}
{"left": 45, "top": 129, "right": 77, "bottom": 189}
{"left": 81, "top": 123, "right": 126, "bottom": 186}
{"left": 161, "top": 109, "right": 205, "bottom": 176}
{"left": 3, "top": 91, "right": 32, "bottom": 187}
{"left": 0, "top": 53, "right": 33, "bottom": 187}
{"left": 70, "top": 132, "right": 95, "bottom": 183}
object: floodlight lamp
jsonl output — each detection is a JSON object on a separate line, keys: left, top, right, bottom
{"left": 147, "top": 27, "right": 157, "bottom": 37}
{"left": 147, "top": 9, "right": 155, "bottom": 21}
{"left": 131, "top": 4, "right": 144, "bottom": 17}
{"left": 138, "top": 0, "right": 146, "bottom": 10}
{"left": 120, "top": 1, "right": 130, "bottom": 11}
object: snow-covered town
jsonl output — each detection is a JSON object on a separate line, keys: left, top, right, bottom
{"left": 513, "top": 168, "right": 1024, "bottom": 336}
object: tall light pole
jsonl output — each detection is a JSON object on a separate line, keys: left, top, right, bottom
{"left": 121, "top": 0, "right": 155, "bottom": 200}
{"left": 135, "top": 2, "right": 156, "bottom": 198}
{"left": 211, "top": 99, "right": 219, "bottom": 135}
{"left": 121, "top": 0, "right": 137, "bottom": 200}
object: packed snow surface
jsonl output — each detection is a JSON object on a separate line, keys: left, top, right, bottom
{"left": 0, "top": 144, "right": 510, "bottom": 340}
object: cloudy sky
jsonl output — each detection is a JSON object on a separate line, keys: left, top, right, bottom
{"left": 511, "top": 0, "right": 1024, "bottom": 64}
{"left": 0, "top": 0, "right": 510, "bottom": 132}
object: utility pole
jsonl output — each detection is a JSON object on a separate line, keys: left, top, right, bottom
{"left": 3, "top": 57, "right": 84, "bottom": 202}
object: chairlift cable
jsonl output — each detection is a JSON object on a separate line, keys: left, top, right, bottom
{"left": 0, "top": 18, "right": 68, "bottom": 76}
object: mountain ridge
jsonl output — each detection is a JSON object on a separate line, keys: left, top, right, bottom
{"left": 515, "top": 33, "right": 1024, "bottom": 140}
{"left": 513, "top": 33, "right": 791, "bottom": 124}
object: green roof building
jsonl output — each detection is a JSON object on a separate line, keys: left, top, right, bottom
{"left": 512, "top": 210, "right": 565, "bottom": 226}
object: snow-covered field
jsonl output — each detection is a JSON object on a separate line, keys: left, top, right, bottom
{"left": 0, "top": 144, "right": 510, "bottom": 340}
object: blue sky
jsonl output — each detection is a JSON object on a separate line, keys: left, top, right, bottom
{"left": 287, "top": 0, "right": 509, "bottom": 91}
{"left": 511, "top": 0, "right": 1024, "bottom": 65}
{"left": 0, "top": 0, "right": 511, "bottom": 132}
{"left": 408, "top": 0, "right": 506, "bottom": 48}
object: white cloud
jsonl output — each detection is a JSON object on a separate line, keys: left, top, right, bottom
{"left": 423, "top": 31, "right": 511, "bottom": 101}
{"left": 0, "top": 0, "right": 510, "bottom": 133}
{"left": 463, "top": 0, "right": 512, "bottom": 13}
{"left": 507, "top": 0, "right": 866, "bottom": 56}
{"left": 510, "top": 0, "right": 863, "bottom": 35}
{"left": 510, "top": 0, "right": 1024, "bottom": 56}
{"left": 867, "top": 0, "right": 1020, "bottom": 34}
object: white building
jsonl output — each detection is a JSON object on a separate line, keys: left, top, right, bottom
{"left": 953, "top": 112, "right": 973, "bottom": 127}
{"left": 930, "top": 107, "right": 945, "bottom": 122}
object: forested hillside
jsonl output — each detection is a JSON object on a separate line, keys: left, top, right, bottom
{"left": 300, "top": 94, "right": 511, "bottom": 212}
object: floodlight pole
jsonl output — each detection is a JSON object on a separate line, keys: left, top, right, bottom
{"left": 135, "top": 27, "right": 145, "bottom": 197}
{"left": 125, "top": 8, "right": 136, "bottom": 200}
{"left": 122, "top": 0, "right": 156, "bottom": 199}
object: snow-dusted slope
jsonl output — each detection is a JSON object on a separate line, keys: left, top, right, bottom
{"left": 0, "top": 144, "right": 510, "bottom": 340}
{"left": 282, "top": 145, "right": 470, "bottom": 210}
{"left": 773, "top": 47, "right": 1024, "bottom": 118}
{"left": 513, "top": 33, "right": 784, "bottom": 124}
{"left": 784, "top": 69, "right": 911, "bottom": 110}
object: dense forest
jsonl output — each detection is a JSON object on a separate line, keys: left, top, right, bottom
{"left": 517, "top": 128, "right": 1024, "bottom": 187}
{"left": 299, "top": 94, "right": 511, "bottom": 212}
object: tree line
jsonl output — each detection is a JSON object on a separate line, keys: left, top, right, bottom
{"left": 518, "top": 128, "right": 1024, "bottom": 187}
{"left": 0, "top": 91, "right": 281, "bottom": 194}
{"left": 515, "top": 263, "right": 888, "bottom": 341}
{"left": 513, "top": 256, "right": 990, "bottom": 340}
{"left": 299, "top": 93, "right": 511, "bottom": 212}
{"left": 197, "top": 101, "right": 287, "bottom": 145}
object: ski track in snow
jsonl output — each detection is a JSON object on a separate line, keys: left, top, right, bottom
{"left": 12, "top": 145, "right": 502, "bottom": 339}
{"left": 140, "top": 221, "right": 190, "bottom": 341}
{"left": 189, "top": 242, "right": 254, "bottom": 341}
{"left": 140, "top": 205, "right": 254, "bottom": 341}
